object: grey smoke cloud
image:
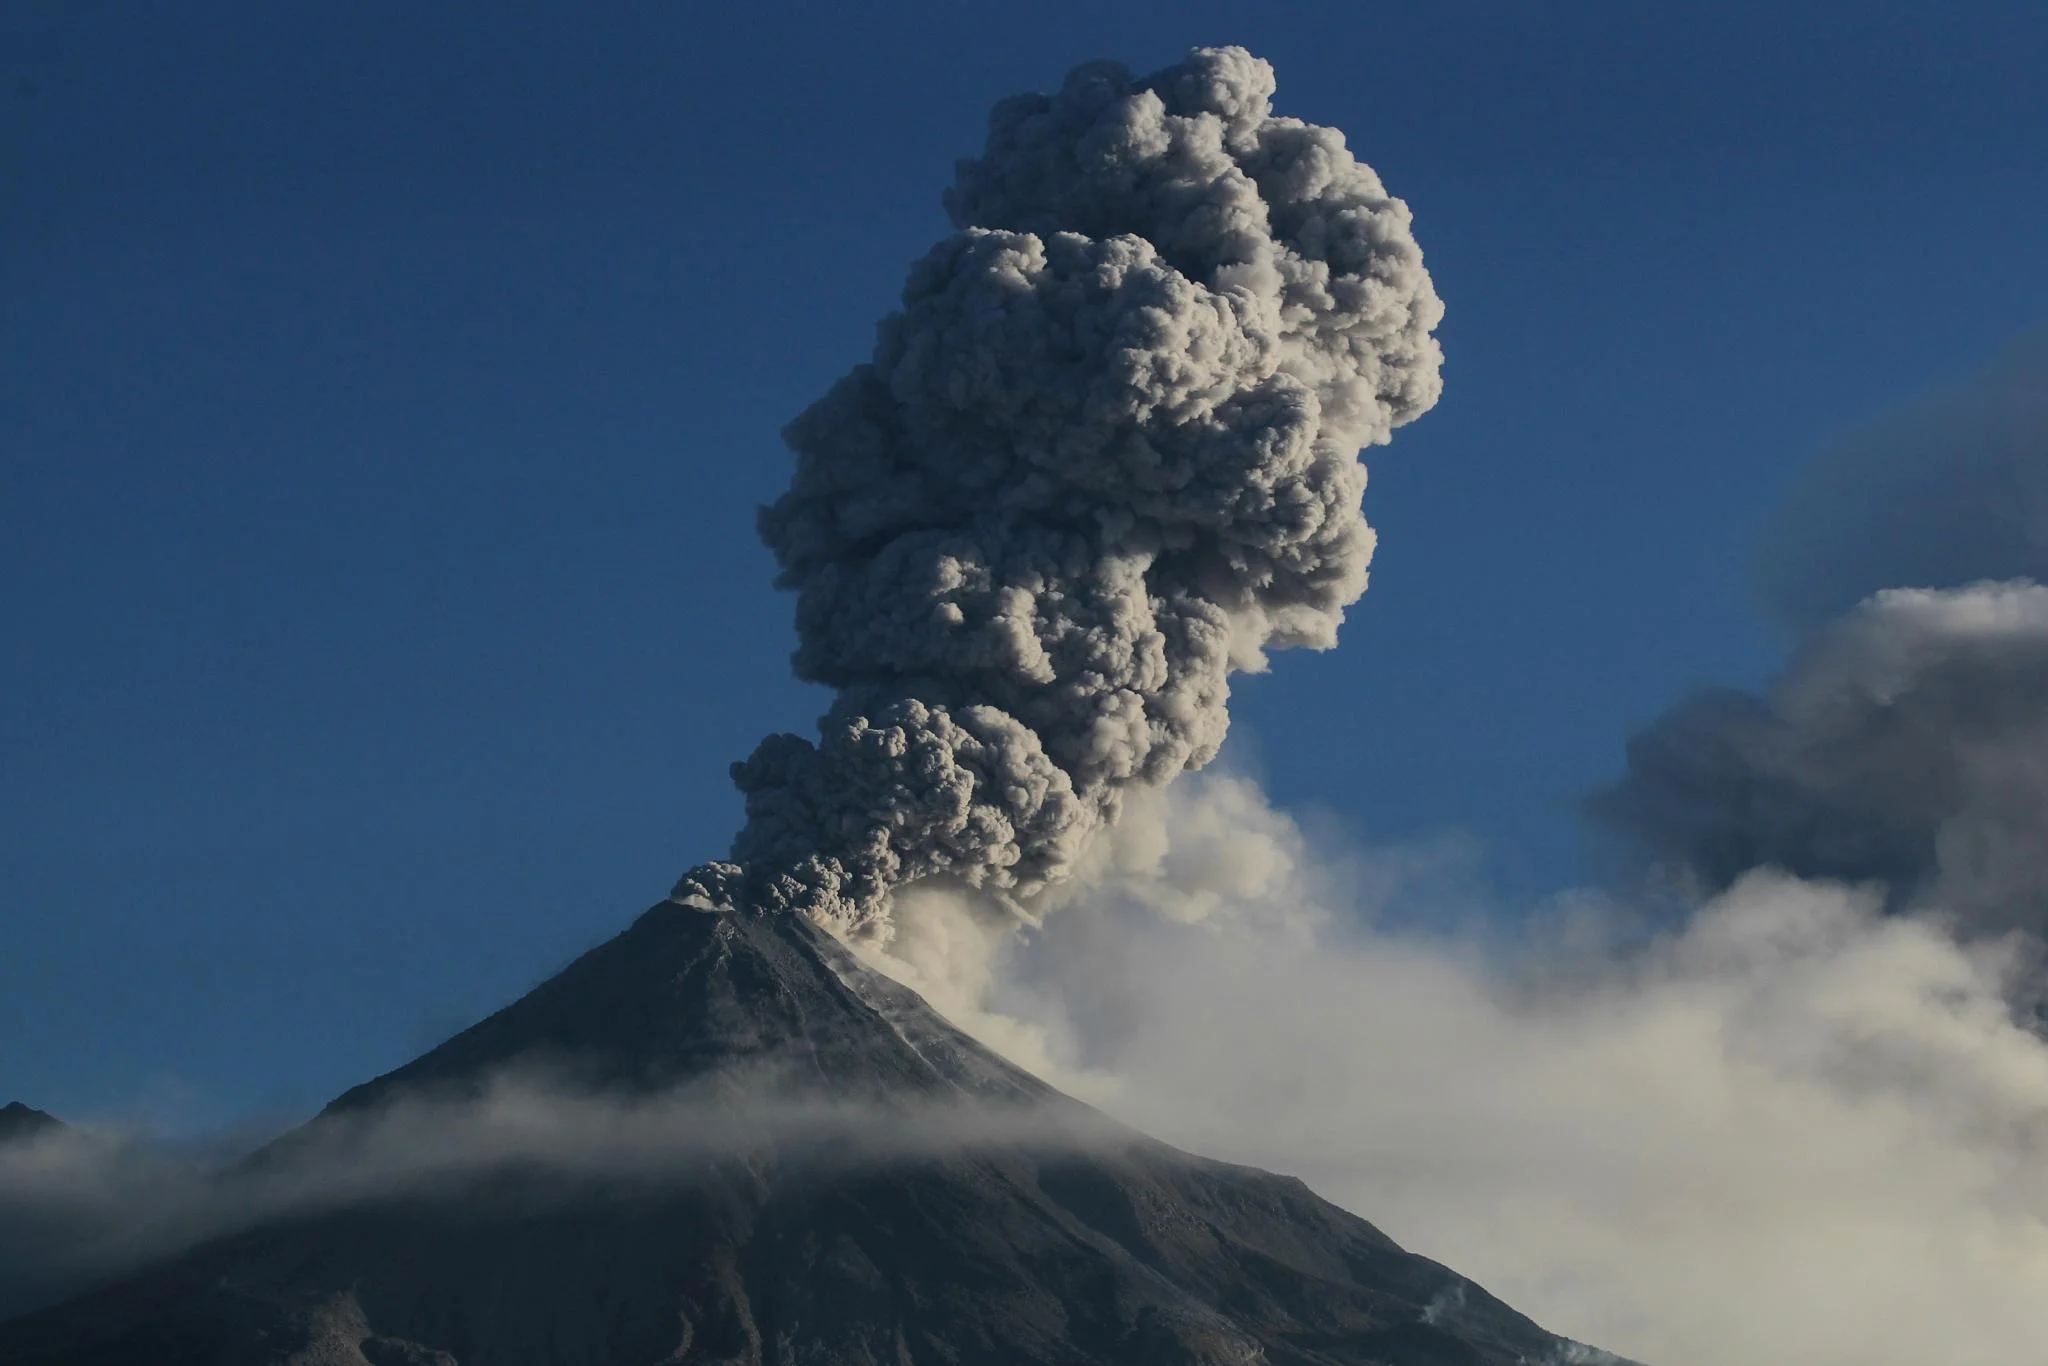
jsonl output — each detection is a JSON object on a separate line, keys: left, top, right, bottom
{"left": 675, "top": 46, "right": 1443, "bottom": 936}
{"left": 1758, "top": 334, "right": 2048, "bottom": 631}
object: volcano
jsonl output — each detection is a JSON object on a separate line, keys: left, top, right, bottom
{"left": 0, "top": 900, "right": 1633, "bottom": 1365}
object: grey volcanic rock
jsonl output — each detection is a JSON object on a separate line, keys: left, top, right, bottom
{"left": 0, "top": 904, "right": 1633, "bottom": 1365}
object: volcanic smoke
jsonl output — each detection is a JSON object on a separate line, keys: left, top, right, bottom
{"left": 672, "top": 46, "right": 1444, "bottom": 939}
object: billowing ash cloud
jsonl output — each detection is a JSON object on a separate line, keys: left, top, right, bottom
{"left": 676, "top": 47, "right": 1443, "bottom": 935}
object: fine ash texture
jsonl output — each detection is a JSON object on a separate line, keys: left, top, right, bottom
{"left": 675, "top": 46, "right": 1443, "bottom": 937}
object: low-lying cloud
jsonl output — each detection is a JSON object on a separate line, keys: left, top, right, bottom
{"left": 0, "top": 1074, "right": 1112, "bottom": 1321}
{"left": 858, "top": 771, "right": 2048, "bottom": 1366}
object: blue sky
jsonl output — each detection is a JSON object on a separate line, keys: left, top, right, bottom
{"left": 6, "top": 1, "right": 2046, "bottom": 1128}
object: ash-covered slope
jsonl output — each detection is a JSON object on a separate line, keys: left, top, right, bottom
{"left": 0, "top": 903, "right": 1631, "bottom": 1366}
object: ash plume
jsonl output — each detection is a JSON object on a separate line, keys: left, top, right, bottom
{"left": 676, "top": 47, "right": 1443, "bottom": 936}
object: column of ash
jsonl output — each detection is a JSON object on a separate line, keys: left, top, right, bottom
{"left": 675, "top": 47, "right": 1445, "bottom": 942}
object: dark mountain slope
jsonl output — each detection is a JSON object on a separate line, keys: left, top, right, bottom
{"left": 0, "top": 903, "right": 1633, "bottom": 1366}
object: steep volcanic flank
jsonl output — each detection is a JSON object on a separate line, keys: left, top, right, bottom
{"left": 0, "top": 902, "right": 1630, "bottom": 1365}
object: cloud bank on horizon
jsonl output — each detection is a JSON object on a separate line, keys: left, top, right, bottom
{"left": 1596, "top": 340, "right": 2048, "bottom": 951}
{"left": 673, "top": 45, "right": 1444, "bottom": 938}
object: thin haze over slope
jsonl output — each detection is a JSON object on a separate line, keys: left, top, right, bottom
{"left": 675, "top": 46, "right": 1444, "bottom": 937}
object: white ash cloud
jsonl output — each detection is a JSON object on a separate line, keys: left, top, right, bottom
{"left": 857, "top": 770, "right": 2048, "bottom": 1366}
{"left": 675, "top": 46, "right": 1443, "bottom": 937}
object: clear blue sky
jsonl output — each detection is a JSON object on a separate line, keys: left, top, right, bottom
{"left": 6, "top": 1, "right": 2046, "bottom": 1129}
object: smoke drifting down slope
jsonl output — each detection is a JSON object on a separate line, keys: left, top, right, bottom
{"left": 675, "top": 46, "right": 1443, "bottom": 937}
